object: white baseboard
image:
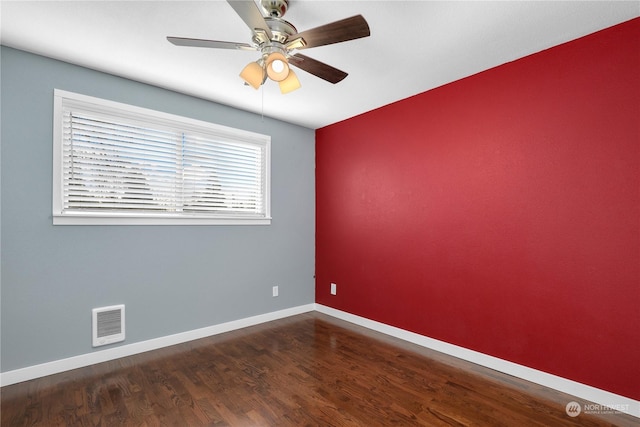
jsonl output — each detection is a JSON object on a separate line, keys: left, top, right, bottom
{"left": 314, "top": 304, "right": 639, "bottom": 419}
{"left": 2, "top": 302, "right": 637, "bottom": 419}
{"left": 0, "top": 304, "right": 315, "bottom": 387}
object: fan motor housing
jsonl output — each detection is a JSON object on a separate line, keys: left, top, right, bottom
{"left": 264, "top": 17, "right": 297, "bottom": 44}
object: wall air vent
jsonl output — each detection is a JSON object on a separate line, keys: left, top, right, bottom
{"left": 92, "top": 305, "right": 125, "bottom": 347}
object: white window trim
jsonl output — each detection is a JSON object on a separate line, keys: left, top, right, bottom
{"left": 53, "top": 89, "right": 271, "bottom": 225}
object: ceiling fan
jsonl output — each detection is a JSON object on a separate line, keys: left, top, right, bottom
{"left": 167, "top": 0, "right": 370, "bottom": 94}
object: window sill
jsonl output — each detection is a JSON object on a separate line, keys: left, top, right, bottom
{"left": 53, "top": 214, "right": 272, "bottom": 226}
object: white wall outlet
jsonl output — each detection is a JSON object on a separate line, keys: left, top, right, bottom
{"left": 330, "top": 282, "right": 337, "bottom": 295}
{"left": 272, "top": 285, "right": 279, "bottom": 297}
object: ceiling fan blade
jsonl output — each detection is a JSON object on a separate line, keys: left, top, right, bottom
{"left": 167, "top": 36, "right": 257, "bottom": 51}
{"left": 288, "top": 53, "right": 348, "bottom": 84}
{"left": 294, "top": 15, "right": 370, "bottom": 49}
{"left": 227, "top": 0, "right": 273, "bottom": 40}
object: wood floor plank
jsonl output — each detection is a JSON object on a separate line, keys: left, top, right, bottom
{"left": 1, "top": 312, "right": 637, "bottom": 426}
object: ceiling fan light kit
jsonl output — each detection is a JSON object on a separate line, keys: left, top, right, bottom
{"left": 278, "top": 68, "right": 301, "bottom": 94}
{"left": 167, "top": 0, "right": 370, "bottom": 94}
{"left": 239, "top": 61, "right": 265, "bottom": 89}
{"left": 265, "top": 51, "right": 289, "bottom": 81}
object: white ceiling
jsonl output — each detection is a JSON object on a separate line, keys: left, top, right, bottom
{"left": 1, "top": 1, "right": 638, "bottom": 129}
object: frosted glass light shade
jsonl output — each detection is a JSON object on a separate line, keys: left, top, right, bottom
{"left": 266, "top": 52, "right": 290, "bottom": 82}
{"left": 279, "top": 69, "right": 301, "bottom": 94}
{"left": 240, "top": 62, "right": 264, "bottom": 89}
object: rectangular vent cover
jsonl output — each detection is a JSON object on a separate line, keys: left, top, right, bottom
{"left": 92, "top": 305, "right": 125, "bottom": 347}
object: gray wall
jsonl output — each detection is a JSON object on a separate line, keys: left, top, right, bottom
{"left": 0, "top": 47, "right": 315, "bottom": 372}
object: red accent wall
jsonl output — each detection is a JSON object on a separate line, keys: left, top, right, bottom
{"left": 316, "top": 18, "right": 639, "bottom": 400}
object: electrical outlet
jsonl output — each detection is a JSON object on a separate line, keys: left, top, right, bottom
{"left": 272, "top": 286, "right": 279, "bottom": 297}
{"left": 330, "top": 283, "right": 337, "bottom": 295}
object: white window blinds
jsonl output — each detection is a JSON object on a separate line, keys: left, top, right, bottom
{"left": 53, "top": 90, "right": 270, "bottom": 225}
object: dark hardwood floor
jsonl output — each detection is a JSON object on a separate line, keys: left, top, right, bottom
{"left": 1, "top": 312, "right": 637, "bottom": 426}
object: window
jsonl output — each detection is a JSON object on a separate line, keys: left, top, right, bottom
{"left": 53, "top": 90, "right": 270, "bottom": 225}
